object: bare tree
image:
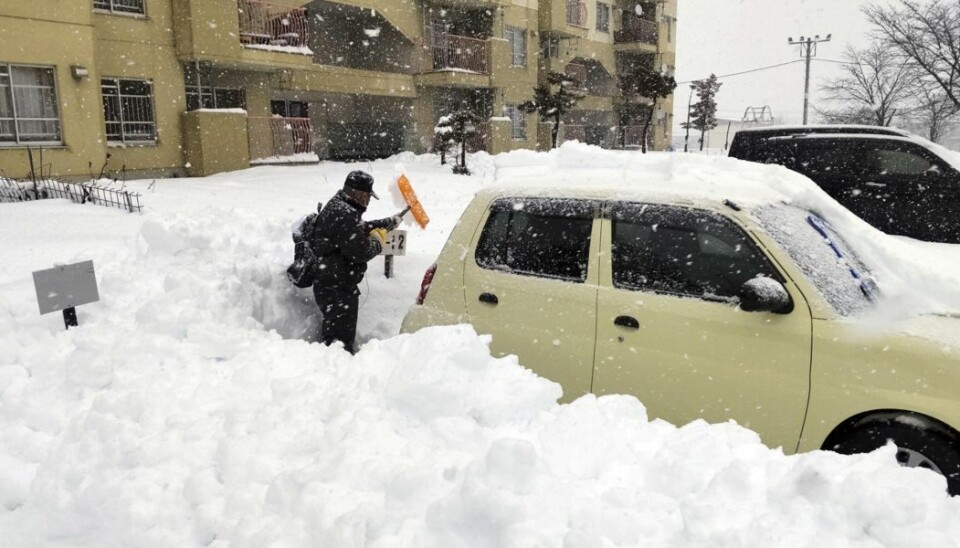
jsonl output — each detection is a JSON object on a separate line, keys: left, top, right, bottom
{"left": 905, "top": 78, "right": 960, "bottom": 142}
{"left": 816, "top": 42, "right": 914, "bottom": 126}
{"left": 864, "top": 0, "right": 960, "bottom": 109}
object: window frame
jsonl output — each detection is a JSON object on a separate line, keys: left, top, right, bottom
{"left": 475, "top": 197, "right": 598, "bottom": 283}
{"left": 101, "top": 77, "right": 157, "bottom": 145}
{"left": 596, "top": 2, "right": 611, "bottom": 33}
{"left": 606, "top": 202, "right": 786, "bottom": 302}
{"left": 93, "top": 0, "right": 147, "bottom": 16}
{"left": 505, "top": 26, "right": 527, "bottom": 67}
{"left": 0, "top": 63, "right": 63, "bottom": 147}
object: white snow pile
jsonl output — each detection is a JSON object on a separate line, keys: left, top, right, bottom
{"left": 2, "top": 145, "right": 960, "bottom": 547}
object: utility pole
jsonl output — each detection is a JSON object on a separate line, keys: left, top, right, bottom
{"left": 683, "top": 85, "right": 693, "bottom": 152}
{"left": 787, "top": 34, "right": 831, "bottom": 125}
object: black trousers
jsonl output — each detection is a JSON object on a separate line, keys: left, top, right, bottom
{"left": 313, "top": 284, "right": 360, "bottom": 353}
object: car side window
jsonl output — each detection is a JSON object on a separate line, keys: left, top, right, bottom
{"left": 476, "top": 198, "right": 595, "bottom": 283}
{"left": 794, "top": 144, "right": 864, "bottom": 177}
{"left": 610, "top": 203, "right": 782, "bottom": 300}
{"left": 866, "top": 146, "right": 938, "bottom": 176}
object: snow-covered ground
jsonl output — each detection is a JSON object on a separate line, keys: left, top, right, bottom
{"left": 2, "top": 146, "right": 960, "bottom": 547}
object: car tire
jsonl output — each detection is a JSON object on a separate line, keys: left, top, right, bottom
{"left": 829, "top": 416, "right": 960, "bottom": 496}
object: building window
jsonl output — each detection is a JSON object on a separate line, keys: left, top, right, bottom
{"left": 505, "top": 26, "right": 527, "bottom": 67}
{"left": 101, "top": 78, "right": 156, "bottom": 144}
{"left": 0, "top": 64, "right": 62, "bottom": 145}
{"left": 271, "top": 100, "right": 309, "bottom": 118}
{"left": 505, "top": 105, "right": 526, "bottom": 141}
{"left": 597, "top": 3, "right": 610, "bottom": 32}
{"left": 186, "top": 86, "right": 246, "bottom": 111}
{"left": 93, "top": 0, "right": 146, "bottom": 15}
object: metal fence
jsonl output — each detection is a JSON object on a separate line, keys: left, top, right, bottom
{"left": 431, "top": 34, "right": 490, "bottom": 74}
{"left": 238, "top": 0, "right": 308, "bottom": 47}
{"left": 0, "top": 176, "right": 143, "bottom": 213}
{"left": 248, "top": 116, "right": 315, "bottom": 161}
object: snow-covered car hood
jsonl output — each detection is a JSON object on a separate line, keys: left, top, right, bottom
{"left": 896, "top": 313, "right": 960, "bottom": 351}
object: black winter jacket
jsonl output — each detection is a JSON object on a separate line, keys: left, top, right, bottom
{"left": 310, "top": 190, "right": 390, "bottom": 287}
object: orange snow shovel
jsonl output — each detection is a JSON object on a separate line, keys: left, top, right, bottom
{"left": 397, "top": 174, "right": 430, "bottom": 230}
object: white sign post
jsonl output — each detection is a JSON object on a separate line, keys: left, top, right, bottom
{"left": 32, "top": 260, "right": 100, "bottom": 329}
{"left": 380, "top": 230, "right": 407, "bottom": 279}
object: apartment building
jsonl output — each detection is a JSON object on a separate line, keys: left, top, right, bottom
{"left": 0, "top": 0, "right": 677, "bottom": 179}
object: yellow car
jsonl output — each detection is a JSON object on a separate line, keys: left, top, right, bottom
{"left": 402, "top": 186, "right": 960, "bottom": 495}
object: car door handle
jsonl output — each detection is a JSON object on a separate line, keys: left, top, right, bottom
{"left": 614, "top": 315, "right": 639, "bottom": 329}
{"left": 479, "top": 292, "right": 499, "bottom": 305}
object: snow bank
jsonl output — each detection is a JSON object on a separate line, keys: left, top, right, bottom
{"left": 2, "top": 147, "right": 960, "bottom": 547}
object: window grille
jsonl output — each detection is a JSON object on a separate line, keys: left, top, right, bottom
{"left": 101, "top": 78, "right": 156, "bottom": 144}
{"left": 93, "top": 0, "right": 145, "bottom": 15}
{"left": 505, "top": 105, "right": 526, "bottom": 141}
{"left": 505, "top": 27, "right": 526, "bottom": 67}
{"left": 0, "top": 64, "right": 62, "bottom": 145}
{"left": 597, "top": 3, "right": 610, "bottom": 32}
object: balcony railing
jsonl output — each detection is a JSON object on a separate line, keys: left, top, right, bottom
{"left": 238, "top": 0, "right": 308, "bottom": 49}
{"left": 248, "top": 116, "right": 314, "bottom": 162}
{"left": 431, "top": 33, "right": 490, "bottom": 74}
{"left": 615, "top": 18, "right": 659, "bottom": 46}
{"left": 561, "top": 124, "right": 586, "bottom": 143}
{"left": 566, "top": 1, "right": 588, "bottom": 28}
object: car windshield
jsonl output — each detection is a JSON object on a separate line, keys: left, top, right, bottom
{"left": 754, "top": 204, "right": 878, "bottom": 316}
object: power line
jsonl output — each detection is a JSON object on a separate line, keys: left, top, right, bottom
{"left": 676, "top": 59, "right": 804, "bottom": 85}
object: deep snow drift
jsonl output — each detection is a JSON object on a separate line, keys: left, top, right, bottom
{"left": 2, "top": 146, "right": 960, "bottom": 547}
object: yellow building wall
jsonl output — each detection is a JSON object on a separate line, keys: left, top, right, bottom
{"left": 94, "top": 0, "right": 186, "bottom": 175}
{"left": 0, "top": 16, "right": 102, "bottom": 178}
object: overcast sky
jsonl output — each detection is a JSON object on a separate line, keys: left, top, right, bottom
{"left": 674, "top": 0, "right": 878, "bottom": 127}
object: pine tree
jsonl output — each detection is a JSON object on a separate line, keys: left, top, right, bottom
{"left": 434, "top": 109, "right": 482, "bottom": 175}
{"left": 619, "top": 67, "right": 677, "bottom": 153}
{"left": 520, "top": 71, "right": 587, "bottom": 149}
{"left": 682, "top": 74, "right": 722, "bottom": 151}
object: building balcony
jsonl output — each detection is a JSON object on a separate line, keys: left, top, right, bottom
{"left": 247, "top": 116, "right": 316, "bottom": 163}
{"left": 430, "top": 33, "right": 490, "bottom": 74}
{"left": 238, "top": 0, "right": 309, "bottom": 51}
{"left": 615, "top": 19, "right": 659, "bottom": 49}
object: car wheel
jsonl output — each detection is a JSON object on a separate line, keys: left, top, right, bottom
{"left": 830, "top": 418, "right": 960, "bottom": 496}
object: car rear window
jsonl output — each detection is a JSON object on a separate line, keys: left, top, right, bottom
{"left": 475, "top": 198, "right": 595, "bottom": 283}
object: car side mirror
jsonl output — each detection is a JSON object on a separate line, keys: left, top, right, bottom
{"left": 739, "top": 277, "right": 793, "bottom": 314}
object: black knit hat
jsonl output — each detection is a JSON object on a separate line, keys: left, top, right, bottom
{"left": 344, "top": 170, "right": 379, "bottom": 200}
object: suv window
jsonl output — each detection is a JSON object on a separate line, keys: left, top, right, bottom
{"left": 610, "top": 203, "right": 781, "bottom": 300}
{"left": 866, "top": 146, "right": 937, "bottom": 176}
{"left": 476, "top": 198, "right": 595, "bottom": 282}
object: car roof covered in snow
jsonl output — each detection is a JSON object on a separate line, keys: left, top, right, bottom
{"left": 484, "top": 143, "right": 827, "bottom": 213}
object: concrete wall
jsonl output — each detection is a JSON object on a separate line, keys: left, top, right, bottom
{"left": 182, "top": 110, "right": 250, "bottom": 176}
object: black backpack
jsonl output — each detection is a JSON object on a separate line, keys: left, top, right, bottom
{"left": 286, "top": 211, "right": 320, "bottom": 288}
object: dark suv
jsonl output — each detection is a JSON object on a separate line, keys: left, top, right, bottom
{"left": 728, "top": 126, "right": 960, "bottom": 244}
